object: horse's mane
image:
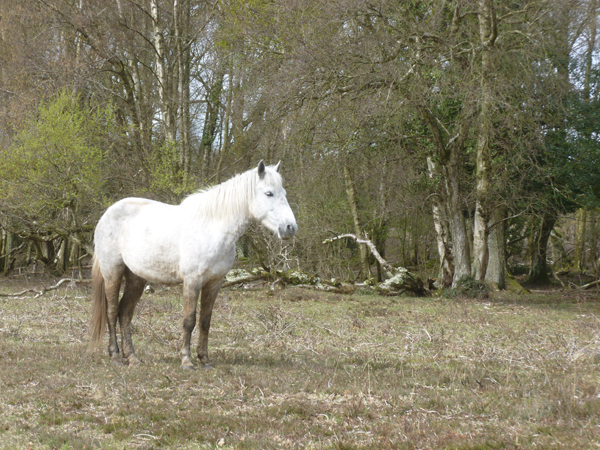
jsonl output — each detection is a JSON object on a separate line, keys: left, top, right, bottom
{"left": 181, "top": 166, "right": 282, "bottom": 223}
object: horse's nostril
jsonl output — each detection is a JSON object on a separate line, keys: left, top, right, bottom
{"left": 287, "top": 224, "right": 296, "bottom": 235}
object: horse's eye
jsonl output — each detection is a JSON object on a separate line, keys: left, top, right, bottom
{"left": 265, "top": 191, "right": 274, "bottom": 197}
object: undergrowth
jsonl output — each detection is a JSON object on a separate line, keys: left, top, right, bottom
{"left": 442, "top": 275, "right": 492, "bottom": 299}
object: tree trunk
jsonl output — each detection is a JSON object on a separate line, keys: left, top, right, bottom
{"left": 1, "top": 230, "right": 11, "bottom": 275}
{"left": 528, "top": 212, "right": 557, "bottom": 284}
{"left": 589, "top": 211, "right": 599, "bottom": 276}
{"left": 216, "top": 54, "right": 235, "bottom": 184}
{"left": 421, "top": 109, "right": 472, "bottom": 287}
{"left": 583, "top": 0, "right": 597, "bottom": 102}
{"left": 427, "top": 157, "right": 454, "bottom": 287}
{"left": 485, "top": 206, "right": 506, "bottom": 289}
{"left": 574, "top": 208, "right": 587, "bottom": 272}
{"left": 472, "top": 0, "right": 497, "bottom": 281}
{"left": 0, "top": 228, "right": 4, "bottom": 273}
{"left": 151, "top": 0, "right": 175, "bottom": 143}
{"left": 6, "top": 232, "right": 17, "bottom": 275}
{"left": 573, "top": 0, "right": 597, "bottom": 274}
{"left": 444, "top": 144, "right": 471, "bottom": 286}
{"left": 57, "top": 238, "right": 68, "bottom": 275}
{"left": 200, "top": 69, "right": 224, "bottom": 176}
{"left": 373, "top": 157, "right": 390, "bottom": 282}
{"left": 343, "top": 164, "right": 371, "bottom": 280}
{"left": 175, "top": 0, "right": 192, "bottom": 184}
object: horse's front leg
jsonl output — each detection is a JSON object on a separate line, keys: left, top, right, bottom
{"left": 197, "top": 280, "right": 223, "bottom": 367}
{"left": 180, "top": 281, "right": 201, "bottom": 370}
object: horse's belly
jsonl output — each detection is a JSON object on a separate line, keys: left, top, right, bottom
{"left": 120, "top": 209, "right": 184, "bottom": 284}
{"left": 124, "top": 255, "right": 182, "bottom": 285}
{"left": 178, "top": 237, "right": 237, "bottom": 281}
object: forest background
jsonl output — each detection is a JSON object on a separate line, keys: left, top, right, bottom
{"left": 1, "top": 0, "right": 599, "bottom": 289}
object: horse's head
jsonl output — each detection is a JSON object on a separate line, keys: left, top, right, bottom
{"left": 250, "top": 160, "right": 297, "bottom": 239}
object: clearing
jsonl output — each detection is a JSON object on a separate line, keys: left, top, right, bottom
{"left": 1, "top": 277, "right": 600, "bottom": 449}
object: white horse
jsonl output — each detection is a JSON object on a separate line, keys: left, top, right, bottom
{"left": 90, "top": 161, "right": 297, "bottom": 369}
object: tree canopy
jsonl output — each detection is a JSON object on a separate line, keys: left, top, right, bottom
{"left": 0, "top": 0, "right": 599, "bottom": 282}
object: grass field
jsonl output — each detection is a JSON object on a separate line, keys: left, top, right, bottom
{"left": 1, "top": 277, "right": 600, "bottom": 449}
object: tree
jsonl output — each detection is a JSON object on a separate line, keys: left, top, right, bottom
{"left": 0, "top": 90, "right": 117, "bottom": 271}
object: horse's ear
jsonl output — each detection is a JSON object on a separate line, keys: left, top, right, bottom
{"left": 274, "top": 161, "right": 281, "bottom": 173}
{"left": 257, "top": 160, "right": 266, "bottom": 179}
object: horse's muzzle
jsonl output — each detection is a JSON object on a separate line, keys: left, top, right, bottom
{"left": 279, "top": 222, "right": 297, "bottom": 239}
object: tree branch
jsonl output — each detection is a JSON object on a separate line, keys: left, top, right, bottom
{"left": 323, "top": 233, "right": 393, "bottom": 272}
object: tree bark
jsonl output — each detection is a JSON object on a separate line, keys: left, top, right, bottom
{"left": 472, "top": 0, "right": 497, "bottom": 281}
{"left": 427, "top": 156, "right": 454, "bottom": 287}
{"left": 343, "top": 164, "right": 371, "bottom": 280}
{"left": 445, "top": 149, "right": 471, "bottom": 286}
{"left": 485, "top": 206, "right": 506, "bottom": 289}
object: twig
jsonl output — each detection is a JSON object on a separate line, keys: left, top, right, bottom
{"left": 0, "top": 278, "right": 89, "bottom": 299}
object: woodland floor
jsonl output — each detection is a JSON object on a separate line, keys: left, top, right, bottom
{"left": 1, "top": 275, "right": 600, "bottom": 449}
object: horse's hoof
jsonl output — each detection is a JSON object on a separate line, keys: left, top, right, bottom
{"left": 127, "top": 356, "right": 141, "bottom": 366}
{"left": 181, "top": 363, "right": 195, "bottom": 370}
{"left": 110, "top": 355, "right": 126, "bottom": 366}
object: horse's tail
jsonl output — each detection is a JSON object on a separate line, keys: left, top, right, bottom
{"left": 89, "top": 254, "right": 107, "bottom": 351}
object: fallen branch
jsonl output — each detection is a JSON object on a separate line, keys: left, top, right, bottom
{"left": 582, "top": 279, "right": 600, "bottom": 290}
{"left": 0, "top": 278, "right": 89, "bottom": 299}
{"left": 552, "top": 270, "right": 565, "bottom": 288}
{"left": 323, "top": 233, "right": 427, "bottom": 296}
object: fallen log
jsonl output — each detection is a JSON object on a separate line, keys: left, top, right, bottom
{"left": 582, "top": 279, "right": 600, "bottom": 290}
{"left": 222, "top": 268, "right": 267, "bottom": 288}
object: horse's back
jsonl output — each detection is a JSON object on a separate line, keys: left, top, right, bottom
{"left": 95, "top": 197, "right": 166, "bottom": 242}
{"left": 95, "top": 197, "right": 183, "bottom": 282}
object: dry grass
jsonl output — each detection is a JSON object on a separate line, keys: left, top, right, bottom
{"left": 1, "top": 278, "right": 600, "bottom": 449}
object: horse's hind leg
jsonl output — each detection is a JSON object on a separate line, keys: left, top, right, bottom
{"left": 119, "top": 269, "right": 146, "bottom": 365}
{"left": 104, "top": 272, "right": 124, "bottom": 361}
{"left": 197, "top": 280, "right": 223, "bottom": 367}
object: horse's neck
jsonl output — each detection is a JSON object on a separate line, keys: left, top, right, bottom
{"left": 219, "top": 213, "right": 252, "bottom": 243}
{"left": 184, "top": 178, "right": 253, "bottom": 243}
